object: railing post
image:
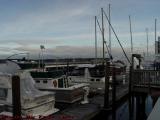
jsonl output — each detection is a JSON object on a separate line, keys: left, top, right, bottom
{"left": 129, "top": 66, "right": 133, "bottom": 94}
{"left": 148, "top": 72, "right": 151, "bottom": 93}
{"left": 12, "top": 75, "right": 21, "bottom": 119}
{"left": 104, "top": 61, "right": 110, "bottom": 109}
{"left": 112, "top": 66, "right": 116, "bottom": 107}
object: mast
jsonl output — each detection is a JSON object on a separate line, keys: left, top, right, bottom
{"left": 129, "top": 15, "right": 133, "bottom": 54}
{"left": 108, "top": 4, "right": 111, "bottom": 54}
{"left": 101, "top": 8, "right": 105, "bottom": 64}
{"left": 155, "top": 19, "right": 157, "bottom": 55}
{"left": 146, "top": 28, "right": 149, "bottom": 56}
{"left": 95, "top": 16, "right": 98, "bottom": 65}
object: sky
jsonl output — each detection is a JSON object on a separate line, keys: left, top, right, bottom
{"left": 0, "top": 0, "right": 159, "bottom": 59}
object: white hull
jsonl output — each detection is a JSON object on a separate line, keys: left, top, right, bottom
{"left": 0, "top": 61, "right": 59, "bottom": 117}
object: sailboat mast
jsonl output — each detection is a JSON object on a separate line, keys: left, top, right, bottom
{"left": 155, "top": 19, "right": 157, "bottom": 55}
{"left": 129, "top": 15, "right": 133, "bottom": 54}
{"left": 146, "top": 28, "right": 149, "bottom": 56}
{"left": 101, "top": 8, "right": 105, "bottom": 64}
{"left": 95, "top": 16, "right": 97, "bottom": 65}
{"left": 108, "top": 4, "right": 111, "bottom": 54}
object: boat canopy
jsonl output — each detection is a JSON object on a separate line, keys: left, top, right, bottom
{"left": 0, "top": 60, "right": 54, "bottom": 105}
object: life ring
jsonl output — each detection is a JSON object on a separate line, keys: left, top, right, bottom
{"left": 53, "top": 80, "right": 58, "bottom": 87}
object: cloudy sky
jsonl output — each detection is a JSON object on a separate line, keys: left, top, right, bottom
{"left": 0, "top": 0, "right": 159, "bottom": 59}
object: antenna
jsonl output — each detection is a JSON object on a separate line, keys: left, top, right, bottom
{"left": 129, "top": 15, "right": 133, "bottom": 54}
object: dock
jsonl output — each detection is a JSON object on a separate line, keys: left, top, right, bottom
{"left": 48, "top": 83, "right": 129, "bottom": 120}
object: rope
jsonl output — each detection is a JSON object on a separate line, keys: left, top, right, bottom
{"left": 103, "top": 9, "right": 131, "bottom": 65}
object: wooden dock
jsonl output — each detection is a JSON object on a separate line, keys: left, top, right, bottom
{"left": 46, "top": 84, "right": 129, "bottom": 120}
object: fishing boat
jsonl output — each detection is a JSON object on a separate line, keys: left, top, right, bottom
{"left": 30, "top": 70, "right": 89, "bottom": 104}
{"left": 0, "top": 60, "right": 59, "bottom": 117}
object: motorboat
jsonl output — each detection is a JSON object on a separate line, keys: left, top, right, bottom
{"left": 30, "top": 71, "right": 89, "bottom": 104}
{"left": 68, "top": 62, "right": 126, "bottom": 93}
{"left": 0, "top": 60, "right": 58, "bottom": 117}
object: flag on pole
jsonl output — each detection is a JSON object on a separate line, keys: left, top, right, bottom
{"left": 40, "top": 45, "right": 45, "bottom": 49}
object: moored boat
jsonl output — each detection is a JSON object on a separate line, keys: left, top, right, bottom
{"left": 0, "top": 60, "right": 59, "bottom": 117}
{"left": 30, "top": 71, "right": 89, "bottom": 104}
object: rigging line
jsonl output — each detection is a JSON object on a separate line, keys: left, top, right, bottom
{"left": 96, "top": 18, "right": 113, "bottom": 60}
{"left": 103, "top": 9, "right": 131, "bottom": 65}
{"left": 104, "top": 41, "right": 113, "bottom": 60}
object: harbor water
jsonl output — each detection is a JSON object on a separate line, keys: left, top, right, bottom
{"left": 92, "top": 94, "right": 154, "bottom": 120}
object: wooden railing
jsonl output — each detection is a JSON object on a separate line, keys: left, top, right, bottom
{"left": 132, "top": 70, "right": 160, "bottom": 87}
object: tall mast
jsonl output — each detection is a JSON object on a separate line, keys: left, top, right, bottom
{"left": 129, "top": 15, "right": 133, "bottom": 54}
{"left": 101, "top": 8, "right": 105, "bottom": 64}
{"left": 95, "top": 16, "right": 97, "bottom": 65}
{"left": 155, "top": 19, "right": 157, "bottom": 55}
{"left": 108, "top": 4, "right": 111, "bottom": 54}
{"left": 146, "top": 28, "right": 149, "bottom": 56}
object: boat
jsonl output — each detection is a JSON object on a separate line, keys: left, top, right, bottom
{"left": 0, "top": 60, "right": 59, "bottom": 117}
{"left": 30, "top": 70, "right": 89, "bottom": 104}
{"left": 68, "top": 62, "right": 126, "bottom": 93}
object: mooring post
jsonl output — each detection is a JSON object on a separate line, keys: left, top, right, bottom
{"left": 104, "top": 61, "right": 110, "bottom": 109}
{"left": 112, "top": 65, "right": 116, "bottom": 107}
{"left": 12, "top": 75, "right": 21, "bottom": 119}
{"left": 112, "top": 65, "right": 116, "bottom": 120}
{"left": 129, "top": 66, "right": 133, "bottom": 94}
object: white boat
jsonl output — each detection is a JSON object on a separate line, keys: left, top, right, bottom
{"left": 0, "top": 60, "right": 59, "bottom": 117}
{"left": 68, "top": 63, "right": 126, "bottom": 93}
{"left": 30, "top": 71, "right": 89, "bottom": 104}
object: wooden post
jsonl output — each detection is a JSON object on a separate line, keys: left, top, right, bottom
{"left": 129, "top": 66, "right": 133, "bottom": 94}
{"left": 112, "top": 66, "right": 116, "bottom": 107}
{"left": 148, "top": 72, "right": 151, "bottom": 93}
{"left": 12, "top": 75, "right": 21, "bottom": 119}
{"left": 104, "top": 61, "right": 110, "bottom": 109}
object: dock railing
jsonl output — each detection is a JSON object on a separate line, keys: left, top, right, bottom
{"left": 132, "top": 70, "right": 160, "bottom": 88}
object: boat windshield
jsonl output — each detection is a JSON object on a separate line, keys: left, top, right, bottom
{"left": 70, "top": 68, "right": 85, "bottom": 76}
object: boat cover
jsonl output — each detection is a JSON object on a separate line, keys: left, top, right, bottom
{"left": 0, "top": 60, "right": 54, "bottom": 106}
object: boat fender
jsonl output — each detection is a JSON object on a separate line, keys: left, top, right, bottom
{"left": 53, "top": 80, "right": 57, "bottom": 87}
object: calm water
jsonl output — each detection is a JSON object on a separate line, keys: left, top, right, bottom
{"left": 93, "top": 94, "right": 154, "bottom": 120}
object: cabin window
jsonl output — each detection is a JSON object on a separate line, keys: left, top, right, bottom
{"left": 71, "top": 68, "right": 85, "bottom": 76}
{"left": 90, "top": 79, "right": 94, "bottom": 81}
{"left": 96, "top": 79, "right": 100, "bottom": 82}
{"left": 0, "top": 88, "right": 7, "bottom": 99}
{"left": 36, "top": 80, "right": 40, "bottom": 83}
{"left": 58, "top": 78, "right": 63, "bottom": 88}
{"left": 43, "top": 80, "right": 48, "bottom": 83}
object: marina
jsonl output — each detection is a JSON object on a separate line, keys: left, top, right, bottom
{"left": 0, "top": 1, "right": 160, "bottom": 120}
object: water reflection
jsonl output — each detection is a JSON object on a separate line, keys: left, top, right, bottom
{"left": 92, "top": 93, "right": 154, "bottom": 120}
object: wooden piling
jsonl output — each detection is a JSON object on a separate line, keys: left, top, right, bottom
{"left": 104, "top": 61, "right": 110, "bottom": 109}
{"left": 12, "top": 75, "right": 21, "bottom": 119}
{"left": 129, "top": 66, "right": 133, "bottom": 94}
{"left": 112, "top": 66, "right": 116, "bottom": 107}
{"left": 112, "top": 66, "right": 116, "bottom": 120}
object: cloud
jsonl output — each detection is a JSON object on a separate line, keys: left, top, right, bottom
{"left": 0, "top": 0, "right": 158, "bottom": 58}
